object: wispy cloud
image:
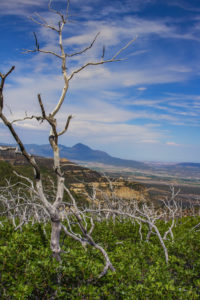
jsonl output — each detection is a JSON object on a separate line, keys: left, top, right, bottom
{"left": 137, "top": 87, "right": 147, "bottom": 91}
{"left": 67, "top": 119, "right": 163, "bottom": 145}
{"left": 165, "top": 0, "right": 200, "bottom": 13}
{"left": 0, "top": 0, "right": 46, "bottom": 16}
{"left": 166, "top": 141, "right": 181, "bottom": 146}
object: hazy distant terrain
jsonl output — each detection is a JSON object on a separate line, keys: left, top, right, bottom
{"left": 2, "top": 142, "right": 200, "bottom": 177}
{"left": 1, "top": 143, "right": 200, "bottom": 205}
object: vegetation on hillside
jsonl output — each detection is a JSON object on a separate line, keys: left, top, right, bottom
{"left": 1, "top": 218, "right": 200, "bottom": 299}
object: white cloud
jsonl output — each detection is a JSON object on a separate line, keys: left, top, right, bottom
{"left": 166, "top": 141, "right": 180, "bottom": 146}
{"left": 0, "top": 0, "right": 46, "bottom": 16}
{"left": 67, "top": 119, "right": 163, "bottom": 145}
{"left": 137, "top": 87, "right": 147, "bottom": 91}
{"left": 167, "top": 65, "right": 192, "bottom": 73}
{"left": 122, "top": 68, "right": 190, "bottom": 87}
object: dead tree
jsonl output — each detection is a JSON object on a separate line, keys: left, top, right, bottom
{"left": 162, "top": 186, "right": 179, "bottom": 242}
{"left": 0, "top": 0, "right": 135, "bottom": 277}
{"left": 86, "top": 182, "right": 169, "bottom": 264}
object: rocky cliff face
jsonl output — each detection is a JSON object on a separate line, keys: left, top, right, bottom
{"left": 0, "top": 147, "right": 148, "bottom": 202}
{"left": 0, "top": 147, "right": 27, "bottom": 165}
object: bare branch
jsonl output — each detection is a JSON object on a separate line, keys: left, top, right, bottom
{"left": 0, "top": 70, "right": 41, "bottom": 180}
{"left": 87, "top": 207, "right": 169, "bottom": 264}
{"left": 68, "top": 58, "right": 123, "bottom": 81}
{"left": 48, "top": 0, "right": 66, "bottom": 23}
{"left": 102, "top": 45, "right": 106, "bottom": 60}
{"left": 68, "top": 37, "right": 136, "bottom": 81}
{"left": 13, "top": 170, "right": 35, "bottom": 189}
{"left": 112, "top": 37, "right": 137, "bottom": 60}
{"left": 50, "top": 68, "right": 68, "bottom": 117}
{"left": 0, "top": 66, "right": 15, "bottom": 110}
{"left": 23, "top": 32, "right": 62, "bottom": 59}
{"left": 0, "top": 66, "right": 15, "bottom": 82}
{"left": 58, "top": 115, "right": 72, "bottom": 136}
{"left": 11, "top": 115, "right": 43, "bottom": 124}
{"left": 66, "top": 0, "right": 70, "bottom": 20}
{"left": 33, "top": 32, "right": 39, "bottom": 50}
{"left": 33, "top": 12, "right": 48, "bottom": 26}
{"left": 29, "top": 15, "right": 59, "bottom": 32}
{"left": 67, "top": 32, "right": 100, "bottom": 57}
{"left": 23, "top": 48, "right": 62, "bottom": 59}
{"left": 38, "top": 94, "right": 47, "bottom": 119}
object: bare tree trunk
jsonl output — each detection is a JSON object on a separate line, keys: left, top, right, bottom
{"left": 51, "top": 218, "right": 62, "bottom": 262}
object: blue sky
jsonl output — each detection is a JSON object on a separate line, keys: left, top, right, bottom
{"left": 1, "top": 0, "right": 200, "bottom": 162}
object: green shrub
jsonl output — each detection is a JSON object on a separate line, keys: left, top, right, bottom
{"left": 0, "top": 218, "right": 200, "bottom": 299}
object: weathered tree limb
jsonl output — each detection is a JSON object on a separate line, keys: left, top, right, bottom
{"left": 67, "top": 32, "right": 100, "bottom": 57}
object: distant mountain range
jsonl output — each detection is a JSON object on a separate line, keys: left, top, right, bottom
{"left": 18, "top": 143, "right": 150, "bottom": 170}
{"left": 1, "top": 143, "right": 200, "bottom": 175}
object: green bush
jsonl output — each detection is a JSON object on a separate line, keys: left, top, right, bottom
{"left": 0, "top": 218, "right": 200, "bottom": 299}
{"left": 0, "top": 161, "right": 15, "bottom": 185}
